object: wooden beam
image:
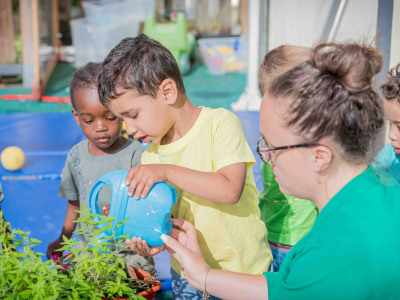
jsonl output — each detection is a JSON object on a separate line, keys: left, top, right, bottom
{"left": 41, "top": 0, "right": 59, "bottom": 88}
{"left": 20, "top": 0, "right": 40, "bottom": 91}
{"left": 0, "top": 0, "right": 16, "bottom": 64}
{"left": 42, "top": 53, "right": 58, "bottom": 88}
{"left": 20, "top": 0, "right": 58, "bottom": 97}
{"left": 32, "top": 0, "right": 40, "bottom": 95}
{"left": 220, "top": 0, "right": 232, "bottom": 34}
{"left": 196, "top": 0, "right": 209, "bottom": 34}
{"left": 51, "top": 0, "right": 59, "bottom": 48}
{"left": 240, "top": 0, "right": 248, "bottom": 34}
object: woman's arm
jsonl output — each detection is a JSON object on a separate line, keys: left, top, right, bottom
{"left": 203, "top": 270, "right": 268, "bottom": 300}
{"left": 160, "top": 219, "right": 269, "bottom": 300}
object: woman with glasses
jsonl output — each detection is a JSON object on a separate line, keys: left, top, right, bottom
{"left": 159, "top": 42, "right": 400, "bottom": 299}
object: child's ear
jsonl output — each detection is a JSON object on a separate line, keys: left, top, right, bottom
{"left": 72, "top": 108, "right": 81, "bottom": 127}
{"left": 159, "top": 79, "right": 177, "bottom": 104}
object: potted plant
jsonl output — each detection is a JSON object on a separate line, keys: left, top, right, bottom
{"left": 0, "top": 208, "right": 161, "bottom": 300}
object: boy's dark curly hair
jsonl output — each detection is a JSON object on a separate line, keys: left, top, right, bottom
{"left": 380, "top": 63, "right": 400, "bottom": 103}
{"left": 70, "top": 62, "right": 102, "bottom": 109}
{"left": 98, "top": 34, "right": 185, "bottom": 106}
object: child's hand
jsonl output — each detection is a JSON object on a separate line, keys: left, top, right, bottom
{"left": 125, "top": 165, "right": 168, "bottom": 199}
{"left": 46, "top": 236, "right": 64, "bottom": 260}
{"left": 102, "top": 204, "right": 110, "bottom": 216}
{"left": 124, "top": 236, "right": 166, "bottom": 256}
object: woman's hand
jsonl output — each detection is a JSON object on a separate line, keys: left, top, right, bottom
{"left": 161, "top": 219, "right": 211, "bottom": 291}
{"left": 124, "top": 236, "right": 166, "bottom": 256}
{"left": 162, "top": 219, "right": 269, "bottom": 299}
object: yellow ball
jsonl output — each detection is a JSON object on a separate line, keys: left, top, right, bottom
{"left": 1, "top": 146, "right": 25, "bottom": 171}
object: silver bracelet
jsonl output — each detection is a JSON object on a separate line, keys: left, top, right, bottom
{"left": 202, "top": 267, "right": 212, "bottom": 300}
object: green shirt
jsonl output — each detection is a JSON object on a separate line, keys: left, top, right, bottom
{"left": 265, "top": 167, "right": 400, "bottom": 299}
{"left": 259, "top": 163, "right": 318, "bottom": 245}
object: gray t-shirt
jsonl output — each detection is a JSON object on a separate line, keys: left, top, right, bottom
{"left": 59, "top": 139, "right": 155, "bottom": 274}
{"left": 59, "top": 139, "right": 144, "bottom": 215}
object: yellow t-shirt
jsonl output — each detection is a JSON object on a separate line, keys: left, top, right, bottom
{"left": 142, "top": 107, "right": 272, "bottom": 276}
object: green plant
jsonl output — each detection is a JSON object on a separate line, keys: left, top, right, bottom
{"left": 0, "top": 208, "right": 157, "bottom": 300}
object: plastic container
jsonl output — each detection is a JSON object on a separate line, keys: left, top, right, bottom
{"left": 70, "top": 0, "right": 154, "bottom": 67}
{"left": 82, "top": 0, "right": 154, "bottom": 26}
{"left": 70, "top": 18, "right": 97, "bottom": 67}
{"left": 197, "top": 36, "right": 248, "bottom": 75}
{"left": 70, "top": 16, "right": 141, "bottom": 67}
{"left": 89, "top": 169, "right": 177, "bottom": 247}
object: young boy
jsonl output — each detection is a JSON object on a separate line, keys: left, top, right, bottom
{"left": 257, "top": 45, "right": 318, "bottom": 271}
{"left": 374, "top": 63, "right": 400, "bottom": 183}
{"left": 98, "top": 34, "right": 271, "bottom": 299}
{"left": 46, "top": 62, "right": 154, "bottom": 275}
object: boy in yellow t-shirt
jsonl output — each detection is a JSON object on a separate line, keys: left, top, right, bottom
{"left": 98, "top": 34, "right": 271, "bottom": 299}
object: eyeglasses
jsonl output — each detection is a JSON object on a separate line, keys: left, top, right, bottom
{"left": 256, "top": 137, "right": 320, "bottom": 164}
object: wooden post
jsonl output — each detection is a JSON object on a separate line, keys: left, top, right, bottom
{"left": 220, "top": 0, "right": 232, "bottom": 34}
{"left": 32, "top": 0, "right": 40, "bottom": 96}
{"left": 240, "top": 0, "right": 248, "bottom": 34}
{"left": 196, "top": 0, "right": 209, "bottom": 34}
{"left": 19, "top": 0, "right": 58, "bottom": 97}
{"left": 0, "top": 0, "right": 16, "bottom": 64}
{"left": 20, "top": 0, "right": 39, "bottom": 90}
{"left": 51, "top": 0, "right": 60, "bottom": 47}
{"left": 42, "top": 0, "right": 59, "bottom": 88}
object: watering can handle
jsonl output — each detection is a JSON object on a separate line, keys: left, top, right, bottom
{"left": 89, "top": 179, "right": 110, "bottom": 236}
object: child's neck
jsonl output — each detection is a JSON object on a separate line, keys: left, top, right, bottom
{"left": 161, "top": 97, "right": 201, "bottom": 145}
{"left": 88, "top": 136, "right": 127, "bottom": 156}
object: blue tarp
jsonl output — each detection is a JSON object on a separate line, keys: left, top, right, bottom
{"left": 0, "top": 111, "right": 262, "bottom": 291}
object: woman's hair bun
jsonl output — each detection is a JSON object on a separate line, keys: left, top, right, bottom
{"left": 310, "top": 43, "right": 383, "bottom": 93}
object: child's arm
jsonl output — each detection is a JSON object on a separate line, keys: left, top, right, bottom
{"left": 123, "top": 163, "right": 247, "bottom": 257}
{"left": 125, "top": 162, "right": 247, "bottom": 204}
{"left": 46, "top": 200, "right": 79, "bottom": 259}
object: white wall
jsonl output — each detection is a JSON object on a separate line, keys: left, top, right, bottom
{"left": 267, "top": 0, "right": 397, "bottom": 146}
{"left": 390, "top": 0, "right": 400, "bottom": 68}
{"left": 268, "top": 0, "right": 378, "bottom": 49}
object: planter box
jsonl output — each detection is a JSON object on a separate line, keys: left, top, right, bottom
{"left": 135, "top": 267, "right": 162, "bottom": 300}
{"left": 104, "top": 266, "right": 162, "bottom": 300}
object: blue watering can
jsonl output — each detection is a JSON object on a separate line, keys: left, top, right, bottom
{"left": 89, "top": 169, "right": 177, "bottom": 246}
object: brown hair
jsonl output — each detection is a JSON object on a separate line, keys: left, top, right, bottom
{"left": 258, "top": 45, "right": 311, "bottom": 95}
{"left": 269, "top": 42, "right": 385, "bottom": 164}
{"left": 380, "top": 63, "right": 400, "bottom": 104}
{"left": 70, "top": 62, "right": 102, "bottom": 109}
{"left": 98, "top": 34, "right": 186, "bottom": 106}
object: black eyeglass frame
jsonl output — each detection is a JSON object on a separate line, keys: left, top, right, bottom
{"left": 256, "top": 137, "right": 320, "bottom": 164}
